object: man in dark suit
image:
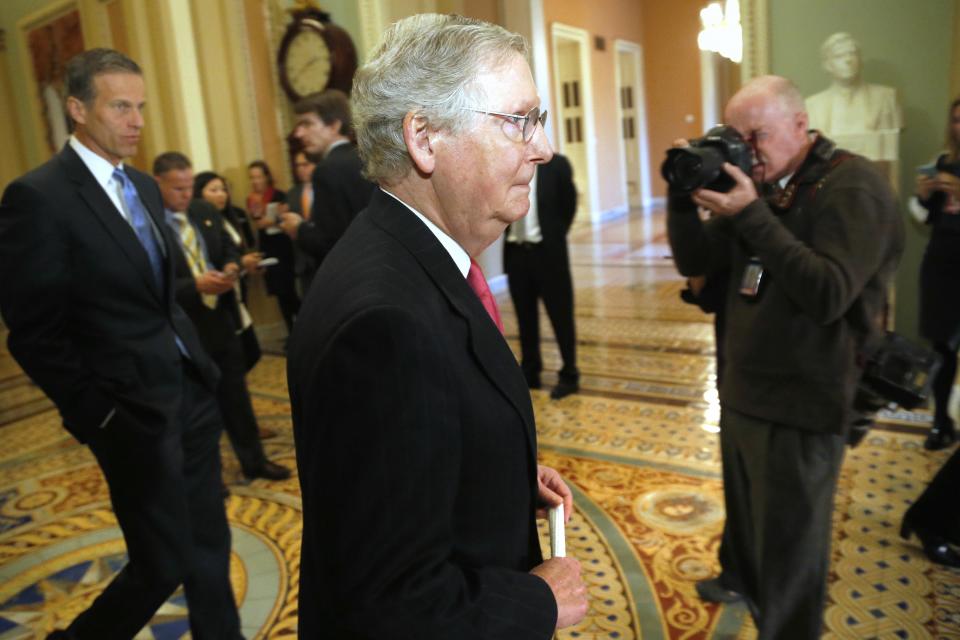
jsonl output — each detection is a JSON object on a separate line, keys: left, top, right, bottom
{"left": 284, "top": 151, "right": 318, "bottom": 295}
{"left": 504, "top": 153, "right": 580, "bottom": 399}
{"left": 0, "top": 49, "right": 242, "bottom": 639}
{"left": 289, "top": 15, "right": 587, "bottom": 639}
{"left": 279, "top": 89, "right": 376, "bottom": 268}
{"left": 154, "top": 151, "right": 290, "bottom": 483}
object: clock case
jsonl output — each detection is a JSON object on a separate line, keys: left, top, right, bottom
{"left": 277, "top": 8, "right": 358, "bottom": 101}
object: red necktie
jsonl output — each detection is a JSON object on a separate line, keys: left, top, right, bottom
{"left": 466, "top": 258, "right": 504, "bottom": 333}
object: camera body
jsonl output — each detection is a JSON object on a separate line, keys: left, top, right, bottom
{"left": 848, "top": 331, "right": 942, "bottom": 447}
{"left": 661, "top": 125, "right": 754, "bottom": 193}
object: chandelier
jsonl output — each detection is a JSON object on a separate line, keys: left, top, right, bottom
{"left": 697, "top": 0, "right": 742, "bottom": 64}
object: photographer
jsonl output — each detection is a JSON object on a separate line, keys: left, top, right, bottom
{"left": 666, "top": 76, "right": 903, "bottom": 639}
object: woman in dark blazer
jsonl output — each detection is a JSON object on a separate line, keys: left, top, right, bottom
{"left": 247, "top": 160, "right": 300, "bottom": 333}
{"left": 916, "top": 96, "right": 960, "bottom": 450}
{"left": 194, "top": 171, "right": 262, "bottom": 370}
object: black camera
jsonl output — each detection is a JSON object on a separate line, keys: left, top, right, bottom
{"left": 661, "top": 125, "right": 754, "bottom": 193}
{"left": 848, "top": 331, "right": 942, "bottom": 447}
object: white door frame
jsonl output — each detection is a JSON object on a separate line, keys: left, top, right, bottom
{"left": 613, "top": 39, "right": 653, "bottom": 209}
{"left": 551, "top": 22, "right": 600, "bottom": 222}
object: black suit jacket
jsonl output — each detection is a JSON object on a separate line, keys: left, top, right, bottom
{"left": 169, "top": 199, "right": 241, "bottom": 356}
{"left": 0, "top": 144, "right": 218, "bottom": 443}
{"left": 289, "top": 189, "right": 556, "bottom": 639}
{"left": 297, "top": 143, "right": 375, "bottom": 265}
{"left": 536, "top": 153, "right": 577, "bottom": 245}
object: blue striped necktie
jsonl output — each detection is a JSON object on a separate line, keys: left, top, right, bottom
{"left": 113, "top": 167, "right": 164, "bottom": 289}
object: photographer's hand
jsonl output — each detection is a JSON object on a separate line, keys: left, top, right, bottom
{"left": 692, "top": 162, "right": 758, "bottom": 217}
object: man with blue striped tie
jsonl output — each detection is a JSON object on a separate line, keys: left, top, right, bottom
{"left": 0, "top": 48, "right": 243, "bottom": 639}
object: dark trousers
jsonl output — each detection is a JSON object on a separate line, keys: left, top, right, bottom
{"left": 276, "top": 291, "right": 300, "bottom": 334}
{"left": 76, "top": 363, "right": 241, "bottom": 640}
{"left": 213, "top": 334, "right": 268, "bottom": 475}
{"left": 504, "top": 242, "right": 578, "bottom": 384}
{"left": 907, "top": 444, "right": 960, "bottom": 537}
{"left": 931, "top": 341, "right": 957, "bottom": 427}
{"left": 720, "top": 407, "right": 845, "bottom": 640}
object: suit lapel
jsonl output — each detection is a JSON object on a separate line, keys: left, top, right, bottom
{"left": 367, "top": 190, "right": 538, "bottom": 454}
{"left": 60, "top": 147, "right": 164, "bottom": 302}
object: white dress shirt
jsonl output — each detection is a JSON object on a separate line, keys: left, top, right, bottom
{"left": 381, "top": 188, "right": 470, "bottom": 278}
{"left": 69, "top": 135, "right": 130, "bottom": 223}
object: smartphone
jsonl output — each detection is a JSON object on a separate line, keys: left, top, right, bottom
{"left": 265, "top": 202, "right": 279, "bottom": 224}
{"left": 917, "top": 163, "right": 938, "bottom": 178}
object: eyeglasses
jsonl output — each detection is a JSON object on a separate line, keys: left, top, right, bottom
{"left": 465, "top": 106, "right": 547, "bottom": 142}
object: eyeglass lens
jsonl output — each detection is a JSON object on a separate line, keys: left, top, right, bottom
{"left": 523, "top": 108, "right": 548, "bottom": 141}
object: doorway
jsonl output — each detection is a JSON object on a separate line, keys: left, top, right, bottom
{"left": 614, "top": 40, "right": 652, "bottom": 209}
{"left": 551, "top": 23, "right": 599, "bottom": 222}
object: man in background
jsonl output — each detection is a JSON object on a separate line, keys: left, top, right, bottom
{"left": 280, "top": 89, "right": 375, "bottom": 270}
{"left": 0, "top": 48, "right": 241, "bottom": 639}
{"left": 154, "top": 151, "right": 290, "bottom": 483}
{"left": 667, "top": 75, "right": 903, "bottom": 638}
{"left": 285, "top": 150, "right": 318, "bottom": 294}
{"left": 504, "top": 152, "right": 580, "bottom": 399}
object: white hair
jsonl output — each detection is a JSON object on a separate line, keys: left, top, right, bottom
{"left": 351, "top": 13, "right": 528, "bottom": 184}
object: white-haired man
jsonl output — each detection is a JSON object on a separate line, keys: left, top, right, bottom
{"left": 667, "top": 75, "right": 903, "bottom": 638}
{"left": 288, "top": 13, "right": 587, "bottom": 639}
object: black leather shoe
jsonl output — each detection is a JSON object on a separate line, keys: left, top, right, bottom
{"left": 695, "top": 577, "right": 744, "bottom": 603}
{"left": 550, "top": 381, "right": 578, "bottom": 400}
{"left": 901, "top": 514, "right": 960, "bottom": 568}
{"left": 47, "top": 630, "right": 76, "bottom": 639}
{"left": 525, "top": 375, "right": 542, "bottom": 390}
{"left": 243, "top": 461, "right": 291, "bottom": 481}
{"left": 924, "top": 422, "right": 957, "bottom": 451}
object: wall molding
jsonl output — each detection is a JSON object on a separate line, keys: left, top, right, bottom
{"left": 551, "top": 22, "right": 601, "bottom": 222}
{"left": 740, "top": 0, "right": 769, "bottom": 82}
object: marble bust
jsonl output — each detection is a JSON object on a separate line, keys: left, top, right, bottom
{"left": 806, "top": 32, "right": 902, "bottom": 164}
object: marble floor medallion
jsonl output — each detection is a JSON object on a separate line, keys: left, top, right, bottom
{"left": 634, "top": 487, "right": 725, "bottom": 534}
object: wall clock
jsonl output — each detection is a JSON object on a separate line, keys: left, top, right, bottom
{"left": 277, "top": 6, "right": 357, "bottom": 101}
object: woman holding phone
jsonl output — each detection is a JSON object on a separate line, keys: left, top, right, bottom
{"left": 914, "top": 97, "right": 960, "bottom": 450}
{"left": 246, "top": 160, "right": 300, "bottom": 335}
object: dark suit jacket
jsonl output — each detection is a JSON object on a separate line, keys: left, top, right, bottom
{"left": 535, "top": 153, "right": 577, "bottom": 250}
{"left": 285, "top": 183, "right": 317, "bottom": 279}
{"left": 289, "top": 189, "right": 556, "bottom": 639}
{"left": 0, "top": 144, "right": 218, "bottom": 443}
{"left": 297, "top": 143, "right": 375, "bottom": 265}
{"left": 169, "top": 199, "right": 241, "bottom": 356}
{"left": 503, "top": 153, "right": 577, "bottom": 266}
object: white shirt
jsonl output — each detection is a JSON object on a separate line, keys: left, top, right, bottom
{"left": 69, "top": 135, "right": 130, "bottom": 223}
{"left": 507, "top": 166, "right": 542, "bottom": 243}
{"left": 381, "top": 188, "right": 471, "bottom": 278}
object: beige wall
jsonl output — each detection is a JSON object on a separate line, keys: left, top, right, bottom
{"left": 0, "top": 34, "right": 27, "bottom": 190}
{"left": 640, "top": 0, "right": 705, "bottom": 198}
{"left": 542, "top": 0, "right": 645, "bottom": 215}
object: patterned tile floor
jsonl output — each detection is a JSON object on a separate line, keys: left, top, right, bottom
{"left": 1, "top": 207, "right": 958, "bottom": 639}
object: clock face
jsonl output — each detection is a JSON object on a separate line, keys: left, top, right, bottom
{"left": 284, "top": 27, "right": 332, "bottom": 98}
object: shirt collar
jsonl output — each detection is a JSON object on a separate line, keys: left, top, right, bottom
{"left": 380, "top": 188, "right": 471, "bottom": 278}
{"left": 69, "top": 135, "right": 124, "bottom": 190}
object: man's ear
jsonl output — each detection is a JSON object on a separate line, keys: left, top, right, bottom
{"left": 403, "top": 113, "right": 435, "bottom": 175}
{"left": 66, "top": 96, "right": 86, "bottom": 128}
{"left": 795, "top": 109, "right": 809, "bottom": 134}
